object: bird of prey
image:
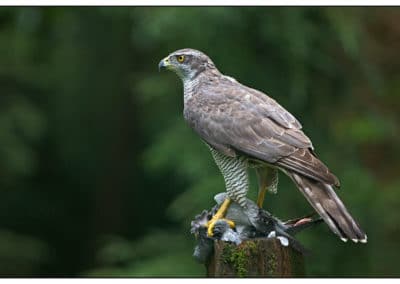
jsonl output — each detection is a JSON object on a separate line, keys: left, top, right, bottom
{"left": 159, "top": 48, "right": 367, "bottom": 243}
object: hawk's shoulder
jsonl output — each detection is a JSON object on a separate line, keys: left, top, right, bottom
{"left": 184, "top": 75, "right": 312, "bottom": 156}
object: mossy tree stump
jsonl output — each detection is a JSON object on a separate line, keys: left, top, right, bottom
{"left": 206, "top": 238, "right": 305, "bottom": 277}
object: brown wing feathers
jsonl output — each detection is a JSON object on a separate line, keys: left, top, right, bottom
{"left": 276, "top": 148, "right": 341, "bottom": 187}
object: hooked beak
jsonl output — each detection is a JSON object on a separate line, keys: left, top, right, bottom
{"left": 158, "top": 57, "right": 170, "bottom": 71}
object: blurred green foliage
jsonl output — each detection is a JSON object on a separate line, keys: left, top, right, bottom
{"left": 0, "top": 7, "right": 399, "bottom": 277}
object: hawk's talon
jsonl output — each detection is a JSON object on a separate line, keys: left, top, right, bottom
{"left": 207, "top": 218, "right": 235, "bottom": 237}
{"left": 205, "top": 197, "right": 233, "bottom": 237}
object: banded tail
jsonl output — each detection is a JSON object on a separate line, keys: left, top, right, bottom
{"left": 287, "top": 172, "right": 367, "bottom": 243}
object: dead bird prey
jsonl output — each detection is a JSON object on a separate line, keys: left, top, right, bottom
{"left": 190, "top": 192, "right": 322, "bottom": 263}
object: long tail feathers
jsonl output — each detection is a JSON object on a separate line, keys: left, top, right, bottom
{"left": 287, "top": 172, "right": 367, "bottom": 243}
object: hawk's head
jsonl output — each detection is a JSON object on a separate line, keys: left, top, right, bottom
{"left": 159, "top": 48, "right": 216, "bottom": 81}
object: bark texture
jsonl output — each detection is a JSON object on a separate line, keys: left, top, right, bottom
{"left": 206, "top": 238, "right": 305, "bottom": 277}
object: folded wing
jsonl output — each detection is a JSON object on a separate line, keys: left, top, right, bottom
{"left": 187, "top": 80, "right": 339, "bottom": 186}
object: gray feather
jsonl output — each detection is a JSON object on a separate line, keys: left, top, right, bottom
{"left": 287, "top": 172, "right": 367, "bottom": 243}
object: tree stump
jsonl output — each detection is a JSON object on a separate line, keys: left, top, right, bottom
{"left": 206, "top": 238, "right": 305, "bottom": 277}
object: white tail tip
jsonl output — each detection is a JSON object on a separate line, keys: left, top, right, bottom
{"left": 360, "top": 235, "right": 368, "bottom": 243}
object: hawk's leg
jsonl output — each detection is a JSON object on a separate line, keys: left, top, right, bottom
{"left": 257, "top": 187, "right": 267, "bottom": 208}
{"left": 255, "top": 167, "right": 278, "bottom": 208}
{"left": 207, "top": 146, "right": 249, "bottom": 237}
{"left": 206, "top": 198, "right": 235, "bottom": 236}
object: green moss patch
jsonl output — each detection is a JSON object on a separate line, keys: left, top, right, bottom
{"left": 221, "top": 241, "right": 257, "bottom": 277}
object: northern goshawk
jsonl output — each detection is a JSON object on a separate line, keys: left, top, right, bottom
{"left": 159, "top": 48, "right": 367, "bottom": 243}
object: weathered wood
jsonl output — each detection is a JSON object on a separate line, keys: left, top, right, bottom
{"left": 206, "top": 238, "right": 305, "bottom": 277}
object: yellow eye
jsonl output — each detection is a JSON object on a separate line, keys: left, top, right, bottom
{"left": 177, "top": 55, "right": 185, "bottom": 63}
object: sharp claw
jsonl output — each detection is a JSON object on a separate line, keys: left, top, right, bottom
{"left": 206, "top": 219, "right": 217, "bottom": 237}
{"left": 207, "top": 224, "right": 214, "bottom": 237}
{"left": 225, "top": 219, "right": 235, "bottom": 228}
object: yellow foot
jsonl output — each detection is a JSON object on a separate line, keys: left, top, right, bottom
{"left": 207, "top": 218, "right": 235, "bottom": 237}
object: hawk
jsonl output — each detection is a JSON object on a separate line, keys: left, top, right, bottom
{"left": 159, "top": 48, "right": 367, "bottom": 243}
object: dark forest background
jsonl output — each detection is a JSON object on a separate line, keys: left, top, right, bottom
{"left": 0, "top": 7, "right": 399, "bottom": 277}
